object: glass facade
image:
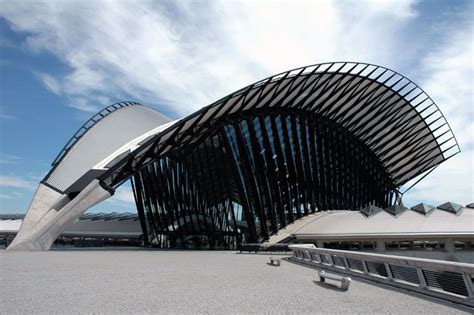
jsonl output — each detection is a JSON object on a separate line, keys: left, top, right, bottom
{"left": 132, "top": 110, "right": 396, "bottom": 248}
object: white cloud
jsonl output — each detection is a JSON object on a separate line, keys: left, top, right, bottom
{"left": 0, "top": 191, "right": 23, "bottom": 200}
{"left": 68, "top": 97, "right": 101, "bottom": 113}
{"left": 0, "top": 154, "right": 21, "bottom": 164}
{"left": 403, "top": 10, "right": 473, "bottom": 206}
{"left": 0, "top": 0, "right": 418, "bottom": 116}
{"left": 0, "top": 175, "right": 36, "bottom": 190}
{"left": 36, "top": 72, "right": 61, "bottom": 95}
{"left": 0, "top": 0, "right": 472, "bottom": 206}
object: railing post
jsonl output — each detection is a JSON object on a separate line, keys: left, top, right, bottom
{"left": 362, "top": 260, "right": 369, "bottom": 275}
{"left": 384, "top": 262, "right": 393, "bottom": 280}
{"left": 342, "top": 257, "right": 350, "bottom": 270}
{"left": 416, "top": 267, "right": 427, "bottom": 289}
{"left": 462, "top": 273, "right": 474, "bottom": 300}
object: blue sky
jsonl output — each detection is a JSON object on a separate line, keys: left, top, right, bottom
{"left": 0, "top": 0, "right": 472, "bottom": 214}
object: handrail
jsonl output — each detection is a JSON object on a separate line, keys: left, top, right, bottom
{"left": 43, "top": 101, "right": 142, "bottom": 184}
{"left": 50, "top": 102, "right": 141, "bottom": 167}
{"left": 289, "top": 244, "right": 474, "bottom": 308}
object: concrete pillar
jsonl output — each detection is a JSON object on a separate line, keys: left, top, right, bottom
{"left": 8, "top": 183, "right": 62, "bottom": 248}
{"left": 376, "top": 239, "right": 386, "bottom": 252}
{"left": 7, "top": 180, "right": 113, "bottom": 251}
{"left": 444, "top": 239, "right": 455, "bottom": 253}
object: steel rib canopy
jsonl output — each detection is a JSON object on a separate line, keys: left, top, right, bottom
{"left": 101, "top": 62, "right": 460, "bottom": 189}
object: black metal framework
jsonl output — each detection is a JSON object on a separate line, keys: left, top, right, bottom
{"left": 132, "top": 109, "right": 396, "bottom": 247}
{"left": 91, "top": 62, "right": 460, "bottom": 247}
{"left": 100, "top": 63, "right": 459, "bottom": 190}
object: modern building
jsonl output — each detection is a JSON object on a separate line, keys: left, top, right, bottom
{"left": 0, "top": 213, "right": 142, "bottom": 248}
{"left": 288, "top": 203, "right": 474, "bottom": 263}
{"left": 7, "top": 62, "right": 461, "bottom": 251}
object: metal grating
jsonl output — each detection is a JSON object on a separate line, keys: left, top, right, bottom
{"left": 347, "top": 257, "right": 364, "bottom": 271}
{"left": 290, "top": 245, "right": 474, "bottom": 307}
{"left": 321, "top": 254, "right": 333, "bottom": 265}
{"left": 390, "top": 265, "right": 420, "bottom": 284}
{"left": 366, "top": 260, "right": 388, "bottom": 277}
{"left": 422, "top": 269, "right": 468, "bottom": 297}
{"left": 310, "top": 252, "right": 321, "bottom": 263}
{"left": 332, "top": 255, "right": 346, "bottom": 267}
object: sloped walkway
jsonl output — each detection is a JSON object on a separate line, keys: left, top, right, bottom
{"left": 266, "top": 211, "right": 332, "bottom": 244}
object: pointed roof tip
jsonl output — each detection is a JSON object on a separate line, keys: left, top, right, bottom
{"left": 410, "top": 203, "right": 435, "bottom": 215}
{"left": 466, "top": 203, "right": 474, "bottom": 209}
{"left": 437, "top": 201, "right": 463, "bottom": 214}
{"left": 360, "top": 205, "right": 383, "bottom": 217}
{"left": 385, "top": 204, "right": 408, "bottom": 216}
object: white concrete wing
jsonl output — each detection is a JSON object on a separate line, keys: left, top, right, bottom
{"left": 8, "top": 103, "right": 172, "bottom": 250}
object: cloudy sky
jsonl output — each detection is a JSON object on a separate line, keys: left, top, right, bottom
{"left": 0, "top": 0, "right": 472, "bottom": 213}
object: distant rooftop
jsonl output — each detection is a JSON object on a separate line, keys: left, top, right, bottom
{"left": 0, "top": 212, "right": 141, "bottom": 237}
{"left": 293, "top": 206, "right": 474, "bottom": 240}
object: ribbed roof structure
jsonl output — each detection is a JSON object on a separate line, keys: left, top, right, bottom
{"left": 9, "top": 62, "right": 462, "bottom": 250}
{"left": 99, "top": 62, "right": 460, "bottom": 190}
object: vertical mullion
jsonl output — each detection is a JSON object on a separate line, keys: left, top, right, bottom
{"left": 317, "top": 123, "right": 328, "bottom": 210}
{"left": 270, "top": 115, "right": 292, "bottom": 224}
{"left": 308, "top": 118, "right": 321, "bottom": 211}
{"left": 162, "top": 158, "right": 183, "bottom": 238}
{"left": 216, "top": 131, "right": 239, "bottom": 235}
{"left": 301, "top": 117, "right": 315, "bottom": 212}
{"left": 259, "top": 115, "right": 286, "bottom": 228}
{"left": 195, "top": 143, "right": 218, "bottom": 234}
{"left": 183, "top": 155, "right": 203, "bottom": 233}
{"left": 234, "top": 122, "right": 269, "bottom": 240}
{"left": 147, "top": 163, "right": 166, "bottom": 233}
{"left": 290, "top": 113, "right": 309, "bottom": 216}
{"left": 178, "top": 160, "right": 198, "bottom": 235}
{"left": 247, "top": 118, "right": 277, "bottom": 233}
{"left": 141, "top": 167, "right": 163, "bottom": 241}
{"left": 131, "top": 174, "right": 149, "bottom": 245}
{"left": 220, "top": 127, "right": 258, "bottom": 243}
{"left": 189, "top": 149, "right": 211, "bottom": 234}
{"left": 280, "top": 113, "right": 301, "bottom": 219}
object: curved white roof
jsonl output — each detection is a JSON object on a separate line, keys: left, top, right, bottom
{"left": 43, "top": 103, "right": 170, "bottom": 193}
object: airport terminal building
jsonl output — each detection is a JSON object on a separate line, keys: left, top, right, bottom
{"left": 6, "top": 62, "right": 463, "bottom": 251}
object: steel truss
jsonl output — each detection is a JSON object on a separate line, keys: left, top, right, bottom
{"left": 132, "top": 109, "right": 395, "bottom": 247}
{"left": 91, "top": 62, "right": 460, "bottom": 247}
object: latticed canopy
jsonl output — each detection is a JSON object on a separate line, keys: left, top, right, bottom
{"left": 34, "top": 62, "right": 459, "bottom": 248}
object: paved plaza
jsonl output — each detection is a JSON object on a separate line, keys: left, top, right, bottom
{"left": 0, "top": 249, "right": 469, "bottom": 314}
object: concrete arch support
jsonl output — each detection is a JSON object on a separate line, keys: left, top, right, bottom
{"left": 7, "top": 180, "right": 113, "bottom": 251}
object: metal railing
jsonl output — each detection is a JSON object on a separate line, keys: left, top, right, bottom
{"left": 289, "top": 245, "right": 474, "bottom": 308}
{"left": 239, "top": 243, "right": 291, "bottom": 253}
{"left": 46, "top": 102, "right": 141, "bottom": 176}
